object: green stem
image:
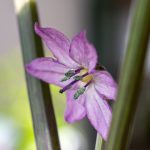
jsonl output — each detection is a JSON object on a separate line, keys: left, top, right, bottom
{"left": 14, "top": 0, "right": 60, "bottom": 149}
{"left": 106, "top": 0, "right": 150, "bottom": 149}
{"left": 95, "top": 134, "right": 103, "bottom": 150}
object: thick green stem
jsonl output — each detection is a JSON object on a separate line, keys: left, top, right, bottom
{"left": 106, "top": 0, "right": 150, "bottom": 149}
{"left": 14, "top": 0, "right": 60, "bottom": 149}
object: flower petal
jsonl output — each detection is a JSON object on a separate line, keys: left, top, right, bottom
{"left": 70, "top": 31, "right": 98, "bottom": 71}
{"left": 65, "top": 90, "right": 86, "bottom": 123}
{"left": 93, "top": 71, "right": 117, "bottom": 100}
{"left": 26, "top": 57, "right": 69, "bottom": 73}
{"left": 85, "top": 86, "right": 112, "bottom": 140}
{"left": 34, "top": 23, "right": 79, "bottom": 68}
{"left": 26, "top": 57, "right": 71, "bottom": 87}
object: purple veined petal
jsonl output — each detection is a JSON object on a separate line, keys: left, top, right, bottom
{"left": 93, "top": 70, "right": 118, "bottom": 100}
{"left": 26, "top": 57, "right": 73, "bottom": 87}
{"left": 34, "top": 23, "right": 79, "bottom": 68}
{"left": 70, "top": 31, "right": 98, "bottom": 71}
{"left": 26, "top": 57, "right": 69, "bottom": 73}
{"left": 85, "top": 85, "right": 112, "bottom": 140}
{"left": 64, "top": 90, "right": 86, "bottom": 123}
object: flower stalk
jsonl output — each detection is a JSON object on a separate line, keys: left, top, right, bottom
{"left": 106, "top": 0, "right": 150, "bottom": 149}
{"left": 95, "top": 134, "right": 103, "bottom": 150}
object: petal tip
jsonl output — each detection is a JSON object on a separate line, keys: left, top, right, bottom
{"left": 34, "top": 22, "right": 40, "bottom": 33}
{"left": 64, "top": 116, "right": 74, "bottom": 124}
{"left": 78, "top": 30, "right": 87, "bottom": 38}
{"left": 64, "top": 115, "right": 83, "bottom": 124}
{"left": 25, "top": 64, "right": 32, "bottom": 73}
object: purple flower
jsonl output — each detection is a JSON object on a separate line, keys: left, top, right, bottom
{"left": 26, "top": 23, "right": 117, "bottom": 140}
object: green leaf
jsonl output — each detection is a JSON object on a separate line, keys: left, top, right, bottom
{"left": 14, "top": 0, "right": 60, "bottom": 149}
{"left": 106, "top": 0, "right": 150, "bottom": 149}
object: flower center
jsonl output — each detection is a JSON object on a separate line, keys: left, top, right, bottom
{"left": 59, "top": 67, "right": 93, "bottom": 99}
{"left": 80, "top": 69, "right": 93, "bottom": 83}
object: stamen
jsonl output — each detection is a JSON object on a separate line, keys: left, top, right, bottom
{"left": 75, "top": 67, "right": 84, "bottom": 73}
{"left": 59, "top": 80, "right": 77, "bottom": 93}
{"left": 65, "top": 70, "right": 75, "bottom": 77}
{"left": 74, "top": 87, "right": 86, "bottom": 99}
{"left": 61, "top": 67, "right": 83, "bottom": 82}
{"left": 73, "top": 76, "right": 82, "bottom": 81}
{"left": 59, "top": 72, "right": 89, "bottom": 93}
{"left": 73, "top": 72, "right": 88, "bottom": 81}
{"left": 84, "top": 80, "right": 92, "bottom": 88}
{"left": 73, "top": 80, "right": 92, "bottom": 100}
{"left": 61, "top": 76, "right": 71, "bottom": 82}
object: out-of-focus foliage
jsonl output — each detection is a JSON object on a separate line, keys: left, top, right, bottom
{"left": 0, "top": 49, "right": 69, "bottom": 150}
{"left": 0, "top": 50, "right": 36, "bottom": 150}
{"left": 50, "top": 85, "right": 67, "bottom": 127}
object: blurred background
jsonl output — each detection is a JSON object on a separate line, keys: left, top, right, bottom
{"left": 0, "top": 0, "right": 150, "bottom": 149}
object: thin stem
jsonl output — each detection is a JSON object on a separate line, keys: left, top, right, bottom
{"left": 106, "top": 0, "right": 150, "bottom": 149}
{"left": 95, "top": 134, "right": 103, "bottom": 150}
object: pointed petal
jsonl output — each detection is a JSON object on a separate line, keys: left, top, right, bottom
{"left": 26, "top": 57, "right": 69, "bottom": 73}
{"left": 70, "top": 31, "right": 98, "bottom": 71}
{"left": 34, "top": 23, "right": 79, "bottom": 68}
{"left": 93, "top": 71, "right": 117, "bottom": 100}
{"left": 26, "top": 57, "right": 71, "bottom": 87}
{"left": 65, "top": 90, "right": 86, "bottom": 123}
{"left": 85, "top": 86, "right": 112, "bottom": 140}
